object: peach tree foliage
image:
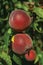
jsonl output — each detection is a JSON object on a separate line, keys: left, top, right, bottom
{"left": 0, "top": 0, "right": 43, "bottom": 65}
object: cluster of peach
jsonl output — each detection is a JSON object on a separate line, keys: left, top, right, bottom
{"left": 9, "top": 10, "right": 36, "bottom": 61}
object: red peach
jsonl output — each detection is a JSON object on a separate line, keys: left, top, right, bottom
{"left": 9, "top": 10, "right": 31, "bottom": 31}
{"left": 11, "top": 34, "right": 33, "bottom": 54}
{"left": 25, "top": 49, "right": 36, "bottom": 61}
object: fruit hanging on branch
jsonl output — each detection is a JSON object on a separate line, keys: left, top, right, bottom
{"left": 25, "top": 49, "right": 36, "bottom": 61}
{"left": 11, "top": 34, "right": 33, "bottom": 54}
{"left": 9, "top": 10, "right": 31, "bottom": 32}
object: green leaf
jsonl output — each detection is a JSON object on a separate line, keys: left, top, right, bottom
{"left": 3, "top": 32, "right": 9, "bottom": 46}
{"left": 0, "top": 16, "right": 8, "bottom": 22}
{"left": 33, "top": 21, "right": 43, "bottom": 33}
{"left": 3, "top": 29, "right": 12, "bottom": 52}
{"left": 36, "top": 47, "right": 43, "bottom": 65}
{"left": 3, "top": 45, "right": 8, "bottom": 53}
{"left": 0, "top": 52, "right": 12, "bottom": 65}
{"left": 15, "top": 2, "right": 22, "bottom": 8}
{"left": 8, "top": 28, "right": 12, "bottom": 34}
{"left": 36, "top": 47, "right": 42, "bottom": 58}
{"left": 33, "top": 7, "right": 43, "bottom": 18}
{"left": 3, "top": 29, "right": 11, "bottom": 46}
{"left": 36, "top": 47, "right": 41, "bottom": 54}
{"left": 13, "top": 54, "right": 22, "bottom": 65}
{"left": 12, "top": 0, "right": 17, "bottom": 3}
{"left": 0, "top": 62, "right": 3, "bottom": 65}
{"left": 22, "top": 4, "right": 29, "bottom": 11}
{"left": 39, "top": 52, "right": 43, "bottom": 65}
{"left": 28, "top": 0, "right": 33, "bottom": 2}
{"left": 34, "top": 55, "right": 39, "bottom": 64}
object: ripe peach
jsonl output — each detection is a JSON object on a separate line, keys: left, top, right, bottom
{"left": 9, "top": 10, "right": 31, "bottom": 31}
{"left": 11, "top": 34, "right": 33, "bottom": 54}
{"left": 25, "top": 49, "right": 36, "bottom": 61}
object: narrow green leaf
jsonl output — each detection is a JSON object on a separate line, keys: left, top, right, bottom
{"left": 15, "top": 2, "right": 22, "bottom": 8}
{"left": 13, "top": 54, "right": 22, "bottom": 65}
{"left": 39, "top": 52, "right": 43, "bottom": 65}
{"left": 36, "top": 47, "right": 43, "bottom": 65}
{"left": 34, "top": 55, "right": 39, "bottom": 64}
{"left": 33, "top": 7, "right": 43, "bottom": 18}
{"left": 3, "top": 29, "right": 12, "bottom": 52}
{"left": 3, "top": 29, "right": 11, "bottom": 46}
{"left": 36, "top": 47, "right": 41, "bottom": 54}
{"left": 28, "top": 0, "right": 33, "bottom": 2}
{"left": 22, "top": 4, "right": 29, "bottom": 11}
{"left": 12, "top": 0, "right": 17, "bottom": 3}
{"left": 8, "top": 28, "right": 12, "bottom": 34}
{"left": 3, "top": 33, "right": 9, "bottom": 46}
{"left": 0, "top": 52, "right": 12, "bottom": 65}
